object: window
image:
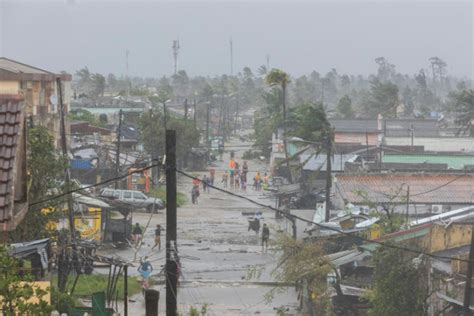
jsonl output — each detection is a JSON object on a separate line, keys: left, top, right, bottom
{"left": 133, "top": 192, "right": 146, "bottom": 200}
{"left": 123, "top": 191, "right": 132, "bottom": 199}
{"left": 101, "top": 189, "right": 114, "bottom": 197}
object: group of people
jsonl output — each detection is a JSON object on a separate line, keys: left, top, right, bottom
{"left": 247, "top": 211, "right": 271, "bottom": 251}
{"left": 221, "top": 159, "right": 249, "bottom": 190}
{"left": 253, "top": 171, "right": 270, "bottom": 191}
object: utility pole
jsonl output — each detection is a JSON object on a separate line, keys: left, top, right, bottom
{"left": 172, "top": 40, "right": 180, "bottom": 75}
{"left": 325, "top": 132, "right": 333, "bottom": 222}
{"left": 234, "top": 95, "right": 239, "bottom": 134}
{"left": 184, "top": 98, "right": 188, "bottom": 120}
{"left": 365, "top": 132, "right": 369, "bottom": 159}
{"left": 57, "top": 77, "right": 78, "bottom": 290}
{"left": 410, "top": 124, "right": 414, "bottom": 149}
{"left": 193, "top": 99, "right": 197, "bottom": 129}
{"left": 163, "top": 101, "right": 168, "bottom": 131}
{"left": 405, "top": 185, "right": 410, "bottom": 224}
{"left": 206, "top": 102, "right": 210, "bottom": 145}
{"left": 463, "top": 226, "right": 474, "bottom": 315}
{"left": 230, "top": 37, "right": 233, "bottom": 76}
{"left": 115, "top": 109, "right": 123, "bottom": 189}
{"left": 123, "top": 264, "right": 128, "bottom": 316}
{"left": 165, "top": 130, "right": 178, "bottom": 316}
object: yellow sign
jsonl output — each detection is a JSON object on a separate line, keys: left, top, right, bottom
{"left": 43, "top": 207, "right": 102, "bottom": 241}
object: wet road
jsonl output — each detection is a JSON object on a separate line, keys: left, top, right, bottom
{"left": 98, "top": 136, "right": 301, "bottom": 315}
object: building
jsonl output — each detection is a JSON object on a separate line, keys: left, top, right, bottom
{"left": 329, "top": 117, "right": 382, "bottom": 146}
{"left": 334, "top": 174, "right": 474, "bottom": 215}
{"left": 382, "top": 153, "right": 474, "bottom": 170}
{"left": 384, "top": 118, "right": 441, "bottom": 137}
{"left": 0, "top": 95, "right": 28, "bottom": 231}
{"left": 0, "top": 57, "right": 72, "bottom": 147}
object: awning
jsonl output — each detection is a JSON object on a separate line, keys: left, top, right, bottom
{"left": 9, "top": 238, "right": 50, "bottom": 269}
{"left": 73, "top": 193, "right": 110, "bottom": 208}
{"left": 329, "top": 249, "right": 372, "bottom": 267}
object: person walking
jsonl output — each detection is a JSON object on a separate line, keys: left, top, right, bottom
{"left": 242, "top": 161, "right": 249, "bottom": 176}
{"left": 262, "top": 223, "right": 270, "bottom": 252}
{"left": 202, "top": 175, "right": 208, "bottom": 192}
{"left": 132, "top": 223, "right": 143, "bottom": 247}
{"left": 138, "top": 257, "right": 153, "bottom": 291}
{"left": 152, "top": 224, "right": 162, "bottom": 250}
{"left": 209, "top": 168, "right": 216, "bottom": 186}
{"left": 221, "top": 171, "right": 228, "bottom": 188}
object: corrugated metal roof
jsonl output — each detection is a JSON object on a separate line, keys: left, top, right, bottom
{"left": 384, "top": 119, "right": 440, "bottom": 137}
{"left": 301, "top": 153, "right": 356, "bottom": 171}
{"left": 0, "top": 57, "right": 52, "bottom": 75}
{"left": 336, "top": 174, "right": 474, "bottom": 204}
{"left": 0, "top": 98, "right": 22, "bottom": 222}
{"left": 382, "top": 154, "right": 474, "bottom": 170}
{"left": 329, "top": 119, "right": 380, "bottom": 133}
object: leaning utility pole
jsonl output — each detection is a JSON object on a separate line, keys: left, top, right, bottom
{"left": 165, "top": 130, "right": 178, "bottom": 316}
{"left": 57, "top": 77, "right": 78, "bottom": 290}
{"left": 463, "top": 227, "right": 474, "bottom": 315}
{"left": 325, "top": 131, "right": 333, "bottom": 222}
{"left": 115, "top": 109, "right": 123, "bottom": 189}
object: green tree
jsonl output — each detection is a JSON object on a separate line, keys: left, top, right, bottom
{"left": 449, "top": 89, "right": 474, "bottom": 136}
{"left": 288, "top": 102, "right": 330, "bottom": 143}
{"left": 68, "top": 109, "right": 103, "bottom": 127}
{"left": 367, "top": 79, "right": 399, "bottom": 118}
{"left": 336, "top": 95, "right": 353, "bottom": 119}
{"left": 0, "top": 246, "right": 53, "bottom": 315}
{"left": 9, "top": 127, "right": 66, "bottom": 242}
{"left": 91, "top": 73, "right": 106, "bottom": 98}
{"left": 367, "top": 246, "right": 428, "bottom": 316}
{"left": 266, "top": 69, "right": 293, "bottom": 182}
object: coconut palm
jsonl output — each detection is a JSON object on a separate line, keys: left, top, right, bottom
{"left": 266, "top": 69, "right": 293, "bottom": 183}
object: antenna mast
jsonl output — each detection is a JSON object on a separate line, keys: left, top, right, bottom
{"left": 230, "top": 37, "right": 233, "bottom": 76}
{"left": 172, "top": 40, "right": 180, "bottom": 75}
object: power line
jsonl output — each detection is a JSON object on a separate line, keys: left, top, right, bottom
{"left": 29, "top": 163, "right": 160, "bottom": 207}
{"left": 175, "top": 169, "right": 474, "bottom": 264}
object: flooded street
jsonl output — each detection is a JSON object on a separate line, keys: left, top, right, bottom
{"left": 99, "top": 136, "right": 301, "bottom": 315}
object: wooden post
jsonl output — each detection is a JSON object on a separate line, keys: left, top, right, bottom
{"left": 325, "top": 132, "right": 332, "bottom": 222}
{"left": 56, "top": 77, "right": 78, "bottom": 290}
{"left": 124, "top": 264, "right": 128, "bottom": 316}
{"left": 115, "top": 109, "right": 123, "bottom": 189}
{"left": 463, "top": 226, "right": 474, "bottom": 315}
{"left": 166, "top": 130, "right": 178, "bottom": 316}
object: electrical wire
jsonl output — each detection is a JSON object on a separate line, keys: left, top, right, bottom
{"left": 175, "top": 169, "right": 474, "bottom": 264}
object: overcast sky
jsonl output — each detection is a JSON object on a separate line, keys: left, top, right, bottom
{"left": 1, "top": 0, "right": 472, "bottom": 79}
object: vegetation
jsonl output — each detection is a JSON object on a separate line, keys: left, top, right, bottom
{"left": 149, "top": 187, "right": 187, "bottom": 207}
{"left": 9, "top": 126, "right": 67, "bottom": 242}
{"left": 270, "top": 234, "right": 332, "bottom": 314}
{"left": 449, "top": 88, "right": 474, "bottom": 135}
{"left": 0, "top": 246, "right": 53, "bottom": 315}
{"left": 68, "top": 109, "right": 105, "bottom": 127}
{"left": 367, "top": 246, "right": 429, "bottom": 316}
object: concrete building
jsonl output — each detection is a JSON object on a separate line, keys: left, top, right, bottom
{"left": 0, "top": 57, "right": 72, "bottom": 147}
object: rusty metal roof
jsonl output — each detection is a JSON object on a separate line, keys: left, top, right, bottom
{"left": 335, "top": 174, "right": 474, "bottom": 205}
{"left": 0, "top": 97, "right": 23, "bottom": 223}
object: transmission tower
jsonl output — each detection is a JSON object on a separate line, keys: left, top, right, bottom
{"left": 172, "top": 40, "right": 180, "bottom": 75}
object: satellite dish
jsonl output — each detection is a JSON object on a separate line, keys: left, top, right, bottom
{"left": 50, "top": 95, "right": 58, "bottom": 106}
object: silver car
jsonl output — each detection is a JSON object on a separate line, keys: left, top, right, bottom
{"left": 99, "top": 189, "right": 165, "bottom": 212}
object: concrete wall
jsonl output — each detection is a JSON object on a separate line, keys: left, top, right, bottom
{"left": 386, "top": 136, "right": 474, "bottom": 152}
{"left": 0, "top": 80, "right": 20, "bottom": 94}
{"left": 424, "top": 224, "right": 472, "bottom": 253}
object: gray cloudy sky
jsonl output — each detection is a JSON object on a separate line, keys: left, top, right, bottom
{"left": 1, "top": 0, "right": 472, "bottom": 79}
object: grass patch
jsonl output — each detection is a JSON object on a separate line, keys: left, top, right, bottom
{"left": 150, "top": 186, "right": 187, "bottom": 207}
{"left": 53, "top": 274, "right": 143, "bottom": 298}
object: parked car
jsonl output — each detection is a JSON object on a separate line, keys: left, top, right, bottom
{"left": 99, "top": 189, "right": 165, "bottom": 212}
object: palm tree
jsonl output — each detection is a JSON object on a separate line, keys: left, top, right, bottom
{"left": 266, "top": 69, "right": 293, "bottom": 183}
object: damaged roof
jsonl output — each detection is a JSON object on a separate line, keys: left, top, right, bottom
{"left": 335, "top": 174, "right": 474, "bottom": 205}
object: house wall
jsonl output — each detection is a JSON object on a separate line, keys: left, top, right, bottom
{"left": 424, "top": 224, "right": 472, "bottom": 253}
{"left": 0, "top": 80, "right": 20, "bottom": 94}
{"left": 335, "top": 132, "right": 378, "bottom": 145}
{"left": 386, "top": 137, "right": 474, "bottom": 152}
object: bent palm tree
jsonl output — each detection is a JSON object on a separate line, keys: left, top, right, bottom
{"left": 266, "top": 69, "right": 293, "bottom": 183}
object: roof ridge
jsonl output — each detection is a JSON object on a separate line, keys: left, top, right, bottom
{"left": 0, "top": 57, "right": 55, "bottom": 75}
